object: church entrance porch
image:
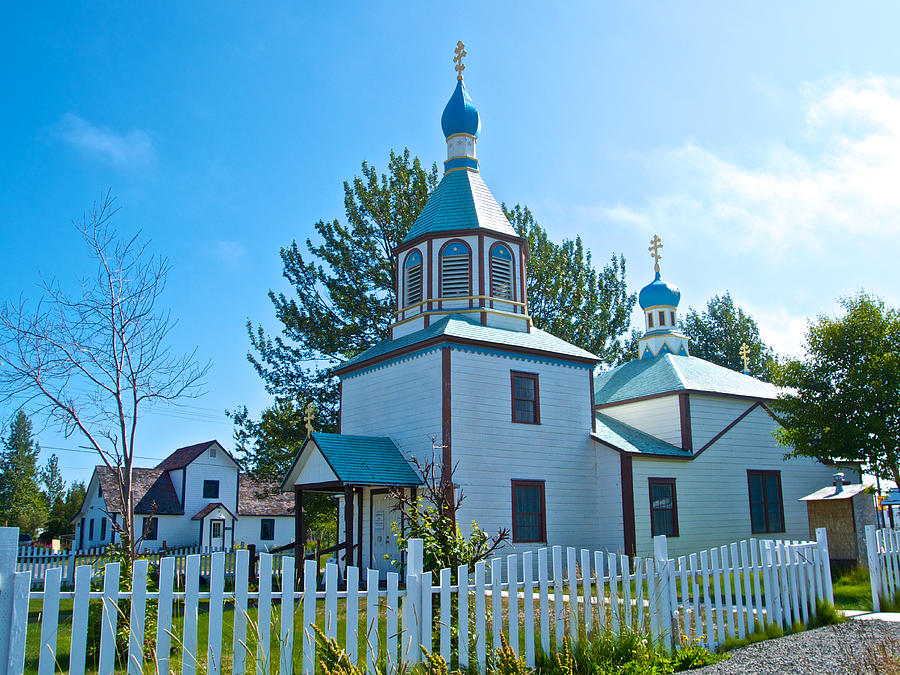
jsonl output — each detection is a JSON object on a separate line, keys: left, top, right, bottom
{"left": 280, "top": 432, "right": 423, "bottom": 579}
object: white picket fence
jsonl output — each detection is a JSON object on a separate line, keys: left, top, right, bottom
{"left": 865, "top": 524, "right": 900, "bottom": 612}
{"left": 16, "top": 544, "right": 293, "bottom": 587}
{"left": 0, "top": 527, "right": 833, "bottom": 675}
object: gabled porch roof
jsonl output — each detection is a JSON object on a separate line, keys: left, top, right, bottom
{"left": 280, "top": 432, "right": 423, "bottom": 491}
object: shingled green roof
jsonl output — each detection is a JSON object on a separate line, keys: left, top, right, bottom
{"left": 310, "top": 433, "right": 423, "bottom": 486}
{"left": 338, "top": 314, "right": 598, "bottom": 373}
{"left": 592, "top": 414, "right": 691, "bottom": 458}
{"left": 403, "top": 169, "right": 517, "bottom": 242}
{"left": 594, "top": 353, "right": 781, "bottom": 405}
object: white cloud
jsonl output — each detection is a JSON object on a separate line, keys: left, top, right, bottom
{"left": 602, "top": 76, "right": 900, "bottom": 255}
{"left": 51, "top": 113, "right": 155, "bottom": 169}
{"left": 213, "top": 240, "right": 246, "bottom": 265}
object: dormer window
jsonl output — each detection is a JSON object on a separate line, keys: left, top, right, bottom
{"left": 490, "top": 244, "right": 514, "bottom": 300}
{"left": 404, "top": 251, "right": 423, "bottom": 306}
{"left": 440, "top": 241, "right": 471, "bottom": 297}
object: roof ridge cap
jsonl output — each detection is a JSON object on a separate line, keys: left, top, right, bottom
{"left": 665, "top": 353, "right": 689, "bottom": 390}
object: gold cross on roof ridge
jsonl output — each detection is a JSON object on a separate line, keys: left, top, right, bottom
{"left": 454, "top": 41, "right": 467, "bottom": 80}
{"left": 739, "top": 343, "right": 751, "bottom": 373}
{"left": 648, "top": 234, "right": 663, "bottom": 273}
{"left": 303, "top": 401, "right": 316, "bottom": 437}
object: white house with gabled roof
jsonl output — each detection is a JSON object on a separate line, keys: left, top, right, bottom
{"left": 72, "top": 440, "right": 294, "bottom": 552}
{"left": 280, "top": 50, "right": 858, "bottom": 574}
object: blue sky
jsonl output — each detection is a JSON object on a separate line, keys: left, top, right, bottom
{"left": 3, "top": 2, "right": 900, "bottom": 483}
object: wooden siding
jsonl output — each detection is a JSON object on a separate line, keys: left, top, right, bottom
{"left": 449, "top": 349, "right": 622, "bottom": 556}
{"left": 689, "top": 394, "right": 756, "bottom": 449}
{"left": 602, "top": 395, "right": 682, "bottom": 447}
{"left": 629, "top": 405, "right": 848, "bottom": 558}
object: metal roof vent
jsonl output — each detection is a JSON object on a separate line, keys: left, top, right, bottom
{"left": 833, "top": 472, "right": 845, "bottom": 493}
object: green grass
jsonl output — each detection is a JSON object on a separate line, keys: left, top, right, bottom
{"left": 832, "top": 566, "right": 874, "bottom": 611}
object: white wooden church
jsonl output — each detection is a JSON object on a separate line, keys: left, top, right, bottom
{"left": 282, "top": 51, "right": 856, "bottom": 573}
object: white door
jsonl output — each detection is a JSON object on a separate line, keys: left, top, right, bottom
{"left": 210, "top": 519, "right": 225, "bottom": 551}
{"left": 371, "top": 493, "right": 401, "bottom": 578}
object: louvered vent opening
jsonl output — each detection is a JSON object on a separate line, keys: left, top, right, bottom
{"left": 441, "top": 254, "right": 470, "bottom": 297}
{"left": 405, "top": 263, "right": 422, "bottom": 306}
{"left": 491, "top": 256, "right": 513, "bottom": 300}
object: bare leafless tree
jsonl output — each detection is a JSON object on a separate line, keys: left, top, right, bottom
{"left": 0, "top": 193, "right": 209, "bottom": 559}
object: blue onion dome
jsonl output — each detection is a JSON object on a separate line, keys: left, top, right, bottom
{"left": 638, "top": 271, "right": 682, "bottom": 309}
{"left": 441, "top": 79, "right": 481, "bottom": 139}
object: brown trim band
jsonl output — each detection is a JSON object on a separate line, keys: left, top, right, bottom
{"left": 621, "top": 454, "right": 635, "bottom": 556}
{"left": 679, "top": 393, "right": 692, "bottom": 451}
{"left": 694, "top": 402, "right": 760, "bottom": 457}
{"left": 594, "top": 389, "right": 774, "bottom": 410}
{"left": 335, "top": 335, "right": 599, "bottom": 376}
{"left": 442, "top": 347, "right": 452, "bottom": 476}
{"left": 394, "top": 229, "right": 527, "bottom": 257}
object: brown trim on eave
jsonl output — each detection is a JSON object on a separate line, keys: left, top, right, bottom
{"left": 693, "top": 402, "right": 761, "bottom": 458}
{"left": 335, "top": 336, "right": 599, "bottom": 376}
{"left": 621, "top": 454, "right": 636, "bottom": 557}
{"left": 478, "top": 234, "right": 485, "bottom": 299}
{"left": 442, "top": 348, "right": 452, "bottom": 481}
{"left": 679, "top": 393, "right": 692, "bottom": 451}
{"left": 338, "top": 381, "right": 342, "bottom": 434}
{"left": 394, "top": 229, "right": 527, "bottom": 257}
{"left": 594, "top": 389, "right": 774, "bottom": 410}
{"left": 590, "top": 371, "right": 596, "bottom": 433}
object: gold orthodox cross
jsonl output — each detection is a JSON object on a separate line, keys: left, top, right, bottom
{"left": 739, "top": 343, "right": 751, "bottom": 373}
{"left": 648, "top": 234, "right": 663, "bottom": 274}
{"left": 454, "top": 41, "right": 467, "bottom": 80}
{"left": 303, "top": 401, "right": 316, "bottom": 437}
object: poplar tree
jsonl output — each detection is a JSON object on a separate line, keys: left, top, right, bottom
{"left": 233, "top": 150, "right": 636, "bottom": 477}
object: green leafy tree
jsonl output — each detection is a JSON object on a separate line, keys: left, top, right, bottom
{"left": 772, "top": 292, "right": 900, "bottom": 484}
{"left": 504, "top": 204, "right": 637, "bottom": 365}
{"left": 0, "top": 411, "right": 48, "bottom": 535}
{"left": 234, "top": 152, "right": 637, "bottom": 478}
{"left": 680, "top": 292, "right": 778, "bottom": 379}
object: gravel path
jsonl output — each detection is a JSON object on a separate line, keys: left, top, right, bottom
{"left": 689, "top": 620, "right": 900, "bottom": 674}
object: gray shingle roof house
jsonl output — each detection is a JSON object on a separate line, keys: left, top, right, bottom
{"left": 72, "top": 441, "right": 293, "bottom": 552}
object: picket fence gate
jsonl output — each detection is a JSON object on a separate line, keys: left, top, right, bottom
{"left": 16, "top": 545, "right": 293, "bottom": 588}
{"left": 0, "top": 527, "right": 833, "bottom": 675}
{"left": 864, "top": 524, "right": 900, "bottom": 611}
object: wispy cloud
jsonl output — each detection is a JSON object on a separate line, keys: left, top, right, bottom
{"left": 602, "top": 76, "right": 900, "bottom": 255}
{"left": 212, "top": 240, "right": 246, "bottom": 265}
{"left": 51, "top": 113, "right": 155, "bottom": 169}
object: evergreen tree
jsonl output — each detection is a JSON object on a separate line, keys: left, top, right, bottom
{"left": 42, "top": 480, "right": 86, "bottom": 543}
{"left": 679, "top": 292, "right": 778, "bottom": 379}
{"left": 232, "top": 150, "right": 637, "bottom": 478}
{"left": 42, "top": 453, "right": 65, "bottom": 508}
{"left": 0, "top": 411, "right": 48, "bottom": 535}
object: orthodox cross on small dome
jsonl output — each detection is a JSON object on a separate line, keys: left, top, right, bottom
{"left": 303, "top": 401, "right": 316, "bottom": 437}
{"left": 454, "top": 41, "right": 467, "bottom": 81}
{"left": 648, "top": 234, "right": 663, "bottom": 274}
{"left": 739, "top": 343, "right": 751, "bottom": 374}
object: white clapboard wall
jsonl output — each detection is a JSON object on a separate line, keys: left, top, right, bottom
{"left": 0, "top": 527, "right": 833, "bottom": 675}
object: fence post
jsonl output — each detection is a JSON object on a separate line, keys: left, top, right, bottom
{"left": 0, "top": 526, "right": 20, "bottom": 670}
{"left": 865, "top": 525, "right": 882, "bottom": 612}
{"left": 653, "top": 535, "right": 674, "bottom": 649}
{"left": 248, "top": 544, "right": 257, "bottom": 580}
{"left": 404, "top": 538, "right": 424, "bottom": 665}
{"left": 814, "top": 527, "right": 834, "bottom": 606}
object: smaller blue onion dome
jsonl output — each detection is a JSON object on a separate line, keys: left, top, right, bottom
{"left": 639, "top": 271, "right": 682, "bottom": 309}
{"left": 441, "top": 79, "right": 481, "bottom": 139}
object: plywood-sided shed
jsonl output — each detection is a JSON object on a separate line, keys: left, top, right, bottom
{"left": 281, "top": 432, "right": 423, "bottom": 571}
{"left": 800, "top": 473, "right": 877, "bottom": 567}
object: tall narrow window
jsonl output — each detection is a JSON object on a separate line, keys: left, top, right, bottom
{"left": 261, "top": 518, "right": 275, "bottom": 541}
{"left": 658, "top": 310, "right": 666, "bottom": 326}
{"left": 100, "top": 517, "right": 107, "bottom": 540}
{"left": 511, "top": 371, "right": 540, "bottom": 424}
{"left": 404, "top": 250, "right": 423, "bottom": 306}
{"left": 490, "top": 244, "right": 514, "bottom": 300}
{"left": 747, "top": 470, "right": 784, "bottom": 533}
{"left": 143, "top": 517, "right": 158, "bottom": 541}
{"left": 648, "top": 312, "right": 654, "bottom": 329}
{"left": 89, "top": 519, "right": 95, "bottom": 539}
{"left": 511, "top": 480, "right": 546, "bottom": 542}
{"left": 648, "top": 478, "right": 679, "bottom": 537}
{"left": 440, "top": 241, "right": 471, "bottom": 297}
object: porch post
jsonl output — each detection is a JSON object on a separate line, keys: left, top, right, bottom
{"left": 295, "top": 487, "right": 304, "bottom": 575}
{"left": 357, "top": 487, "right": 363, "bottom": 572}
{"left": 345, "top": 485, "right": 354, "bottom": 568}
